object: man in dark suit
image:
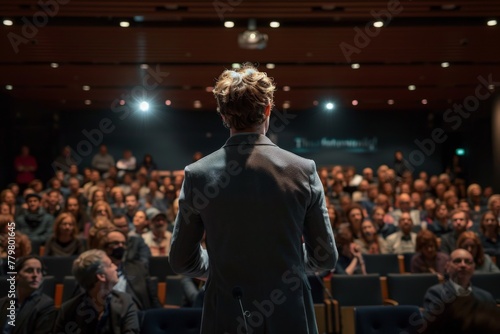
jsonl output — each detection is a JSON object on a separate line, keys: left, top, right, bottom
{"left": 422, "top": 248, "right": 496, "bottom": 333}
{"left": 0, "top": 256, "right": 56, "bottom": 334}
{"left": 53, "top": 249, "right": 139, "bottom": 333}
{"left": 169, "top": 63, "right": 337, "bottom": 334}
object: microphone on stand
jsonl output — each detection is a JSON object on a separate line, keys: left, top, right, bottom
{"left": 233, "top": 286, "right": 250, "bottom": 334}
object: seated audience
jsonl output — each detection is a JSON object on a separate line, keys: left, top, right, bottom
{"left": 354, "top": 219, "right": 387, "bottom": 254}
{"left": 132, "top": 209, "right": 149, "bottom": 235}
{"left": 479, "top": 210, "right": 500, "bottom": 257}
{"left": 0, "top": 256, "right": 56, "bottom": 333}
{"left": 385, "top": 212, "right": 417, "bottom": 254}
{"left": 335, "top": 223, "right": 366, "bottom": 275}
{"left": 423, "top": 249, "right": 496, "bottom": 334}
{"left": 346, "top": 205, "right": 365, "bottom": 238}
{"left": 427, "top": 203, "right": 452, "bottom": 237}
{"left": 456, "top": 231, "right": 499, "bottom": 273}
{"left": 372, "top": 206, "right": 397, "bottom": 239}
{"left": 440, "top": 209, "right": 469, "bottom": 255}
{"left": 98, "top": 229, "right": 161, "bottom": 310}
{"left": 65, "top": 194, "right": 91, "bottom": 236}
{"left": 142, "top": 209, "right": 173, "bottom": 256}
{"left": 411, "top": 230, "right": 449, "bottom": 278}
{"left": 15, "top": 193, "right": 53, "bottom": 245}
{"left": 88, "top": 216, "right": 115, "bottom": 249}
{"left": 0, "top": 214, "right": 32, "bottom": 258}
{"left": 54, "top": 250, "right": 140, "bottom": 333}
{"left": 390, "top": 193, "right": 421, "bottom": 228}
{"left": 0, "top": 189, "right": 21, "bottom": 217}
{"left": 44, "top": 212, "right": 86, "bottom": 256}
{"left": 112, "top": 214, "right": 151, "bottom": 266}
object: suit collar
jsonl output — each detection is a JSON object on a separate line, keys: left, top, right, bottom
{"left": 223, "top": 133, "right": 276, "bottom": 147}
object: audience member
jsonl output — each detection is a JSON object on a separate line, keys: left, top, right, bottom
{"left": 346, "top": 205, "right": 365, "bottom": 238}
{"left": 140, "top": 153, "right": 158, "bottom": 173}
{"left": 116, "top": 149, "right": 137, "bottom": 176}
{"left": 142, "top": 209, "right": 172, "bottom": 256}
{"left": 479, "top": 210, "right": 500, "bottom": 257}
{"left": 15, "top": 193, "right": 53, "bottom": 245}
{"left": 112, "top": 214, "right": 150, "bottom": 266}
{"left": 427, "top": 203, "right": 451, "bottom": 237}
{"left": 98, "top": 229, "right": 160, "bottom": 310}
{"left": 0, "top": 256, "right": 56, "bottom": 333}
{"left": 91, "top": 144, "right": 115, "bottom": 174}
{"left": 44, "top": 212, "right": 86, "bottom": 256}
{"left": 456, "top": 231, "right": 499, "bottom": 273}
{"left": 14, "top": 145, "right": 38, "bottom": 189}
{"left": 54, "top": 249, "right": 140, "bottom": 333}
{"left": 372, "top": 206, "right": 397, "bottom": 239}
{"left": 385, "top": 212, "right": 417, "bottom": 254}
{"left": 0, "top": 189, "right": 20, "bottom": 218}
{"left": 335, "top": 223, "right": 366, "bottom": 275}
{"left": 411, "top": 230, "right": 449, "bottom": 278}
{"left": 132, "top": 209, "right": 149, "bottom": 235}
{"left": 354, "top": 219, "right": 387, "bottom": 254}
{"left": 391, "top": 193, "right": 421, "bottom": 228}
{"left": 440, "top": 209, "right": 469, "bottom": 254}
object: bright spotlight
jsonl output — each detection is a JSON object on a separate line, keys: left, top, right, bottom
{"left": 326, "top": 102, "right": 335, "bottom": 110}
{"left": 139, "top": 101, "right": 149, "bottom": 112}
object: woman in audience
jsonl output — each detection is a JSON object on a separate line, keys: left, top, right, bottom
{"left": 141, "top": 153, "right": 158, "bottom": 173}
{"left": 354, "top": 219, "right": 387, "bottom": 254}
{"left": 335, "top": 223, "right": 366, "bottom": 275}
{"left": 132, "top": 210, "right": 149, "bottom": 235}
{"left": 467, "top": 183, "right": 487, "bottom": 224}
{"left": 427, "top": 203, "right": 452, "bottom": 237}
{"left": 457, "top": 231, "right": 500, "bottom": 273}
{"left": 346, "top": 205, "right": 365, "bottom": 238}
{"left": 0, "top": 189, "right": 20, "bottom": 217}
{"left": 109, "top": 187, "right": 126, "bottom": 216}
{"left": 0, "top": 203, "right": 10, "bottom": 215}
{"left": 88, "top": 216, "right": 115, "bottom": 249}
{"left": 479, "top": 211, "right": 500, "bottom": 257}
{"left": 0, "top": 214, "right": 31, "bottom": 258}
{"left": 90, "top": 200, "right": 113, "bottom": 223}
{"left": 64, "top": 195, "right": 91, "bottom": 236}
{"left": 44, "top": 212, "right": 85, "bottom": 256}
{"left": 411, "top": 229, "right": 449, "bottom": 279}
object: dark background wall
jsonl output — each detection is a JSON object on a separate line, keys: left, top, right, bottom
{"left": 0, "top": 94, "right": 494, "bottom": 190}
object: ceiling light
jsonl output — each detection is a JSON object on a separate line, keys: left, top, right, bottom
{"left": 119, "top": 100, "right": 126, "bottom": 106}
{"left": 352, "top": 100, "right": 358, "bottom": 106}
{"left": 351, "top": 63, "right": 360, "bottom": 69}
{"left": 82, "top": 85, "right": 90, "bottom": 91}
{"left": 489, "top": 84, "right": 495, "bottom": 90}
{"left": 270, "top": 21, "right": 280, "bottom": 28}
{"left": 387, "top": 99, "right": 395, "bottom": 105}
{"left": 140, "top": 64, "right": 149, "bottom": 70}
{"left": 139, "top": 101, "right": 149, "bottom": 111}
{"left": 50, "top": 63, "right": 59, "bottom": 68}
{"left": 421, "top": 99, "right": 428, "bottom": 105}
{"left": 119, "top": 21, "right": 130, "bottom": 28}
{"left": 238, "top": 19, "right": 268, "bottom": 50}
{"left": 326, "top": 102, "right": 335, "bottom": 110}
{"left": 165, "top": 100, "right": 172, "bottom": 106}
{"left": 283, "top": 86, "right": 290, "bottom": 91}
{"left": 373, "top": 21, "right": 384, "bottom": 28}
{"left": 224, "top": 21, "right": 235, "bottom": 28}
{"left": 487, "top": 19, "right": 497, "bottom": 27}
{"left": 5, "top": 85, "right": 13, "bottom": 90}
{"left": 231, "top": 63, "right": 241, "bottom": 69}
{"left": 408, "top": 85, "right": 416, "bottom": 91}
{"left": 84, "top": 100, "right": 92, "bottom": 105}
{"left": 266, "top": 63, "right": 275, "bottom": 69}
{"left": 3, "top": 19, "right": 13, "bottom": 26}
{"left": 205, "top": 86, "right": 213, "bottom": 92}
{"left": 441, "top": 62, "right": 450, "bottom": 68}
{"left": 282, "top": 101, "right": 290, "bottom": 109}
{"left": 194, "top": 100, "right": 202, "bottom": 109}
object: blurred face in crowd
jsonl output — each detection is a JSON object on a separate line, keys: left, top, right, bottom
{"left": 125, "top": 195, "right": 138, "bottom": 211}
{"left": 95, "top": 204, "right": 109, "bottom": 218}
{"left": 27, "top": 197, "right": 40, "bottom": 212}
{"left": 361, "top": 220, "right": 376, "bottom": 241}
{"left": 451, "top": 211, "right": 467, "bottom": 234}
{"left": 113, "top": 216, "right": 129, "bottom": 234}
{"left": 421, "top": 240, "right": 437, "bottom": 260}
{"left": 47, "top": 191, "right": 60, "bottom": 206}
{"left": 399, "top": 212, "right": 413, "bottom": 235}
{"left": 133, "top": 211, "right": 148, "bottom": 230}
{"left": 58, "top": 216, "right": 76, "bottom": 240}
{"left": 481, "top": 212, "right": 498, "bottom": 233}
{"left": 446, "top": 249, "right": 474, "bottom": 286}
{"left": 66, "top": 198, "right": 79, "bottom": 215}
{"left": 435, "top": 204, "right": 448, "bottom": 220}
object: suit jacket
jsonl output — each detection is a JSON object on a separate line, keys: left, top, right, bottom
{"left": 170, "top": 133, "right": 337, "bottom": 334}
{"left": 0, "top": 289, "right": 56, "bottom": 334}
{"left": 422, "top": 281, "right": 497, "bottom": 334}
{"left": 53, "top": 290, "right": 139, "bottom": 334}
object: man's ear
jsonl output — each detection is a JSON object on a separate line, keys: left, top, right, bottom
{"left": 264, "top": 104, "right": 271, "bottom": 117}
{"left": 96, "top": 273, "right": 106, "bottom": 283}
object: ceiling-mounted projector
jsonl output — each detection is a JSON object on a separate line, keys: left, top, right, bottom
{"left": 238, "top": 19, "right": 268, "bottom": 50}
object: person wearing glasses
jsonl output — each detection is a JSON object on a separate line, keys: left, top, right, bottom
{"left": 98, "top": 229, "right": 160, "bottom": 310}
{"left": 422, "top": 249, "right": 497, "bottom": 333}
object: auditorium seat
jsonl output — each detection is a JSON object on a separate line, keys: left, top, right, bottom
{"left": 329, "top": 274, "right": 385, "bottom": 333}
{"left": 139, "top": 308, "right": 202, "bottom": 334}
{"left": 354, "top": 305, "right": 422, "bottom": 334}
{"left": 62, "top": 276, "right": 83, "bottom": 303}
{"left": 42, "top": 256, "right": 77, "bottom": 283}
{"left": 165, "top": 275, "right": 185, "bottom": 307}
{"left": 403, "top": 252, "right": 416, "bottom": 273}
{"left": 149, "top": 256, "right": 176, "bottom": 282}
{"left": 471, "top": 273, "right": 500, "bottom": 302}
{"left": 386, "top": 273, "right": 440, "bottom": 307}
{"left": 363, "top": 254, "right": 400, "bottom": 276}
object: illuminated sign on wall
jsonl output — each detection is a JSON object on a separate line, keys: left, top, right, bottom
{"left": 292, "top": 137, "right": 378, "bottom": 153}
